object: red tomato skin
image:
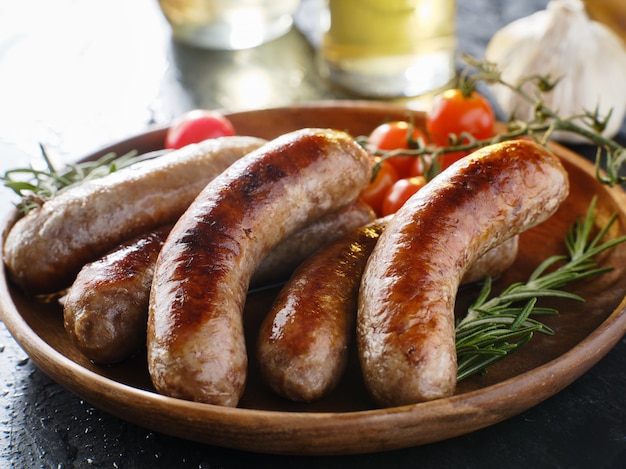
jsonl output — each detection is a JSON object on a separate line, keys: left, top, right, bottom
{"left": 386, "top": 155, "right": 417, "bottom": 177}
{"left": 359, "top": 159, "right": 399, "bottom": 217}
{"left": 409, "top": 153, "right": 432, "bottom": 177}
{"left": 438, "top": 150, "right": 469, "bottom": 171}
{"left": 426, "top": 89, "right": 495, "bottom": 146}
{"left": 381, "top": 176, "right": 427, "bottom": 216}
{"left": 165, "top": 110, "right": 236, "bottom": 149}
{"left": 367, "top": 121, "right": 429, "bottom": 177}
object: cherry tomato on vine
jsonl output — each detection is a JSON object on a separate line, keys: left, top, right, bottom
{"left": 381, "top": 176, "right": 427, "bottom": 216}
{"left": 359, "top": 159, "right": 399, "bottom": 217}
{"left": 409, "top": 153, "right": 432, "bottom": 178}
{"left": 437, "top": 150, "right": 470, "bottom": 171}
{"left": 165, "top": 110, "right": 236, "bottom": 149}
{"left": 426, "top": 89, "right": 495, "bottom": 147}
{"left": 367, "top": 121, "right": 429, "bottom": 177}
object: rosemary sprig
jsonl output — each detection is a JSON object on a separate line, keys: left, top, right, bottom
{"left": 460, "top": 53, "right": 626, "bottom": 187}
{"left": 364, "top": 54, "right": 626, "bottom": 187}
{"left": 455, "top": 196, "right": 626, "bottom": 381}
{"left": 0, "top": 145, "right": 167, "bottom": 214}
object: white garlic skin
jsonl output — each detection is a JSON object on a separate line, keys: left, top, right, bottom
{"left": 485, "top": 0, "right": 626, "bottom": 143}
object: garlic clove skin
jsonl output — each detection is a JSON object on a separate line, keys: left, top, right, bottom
{"left": 485, "top": 0, "right": 626, "bottom": 143}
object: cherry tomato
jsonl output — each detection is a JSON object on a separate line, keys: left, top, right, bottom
{"left": 437, "top": 150, "right": 470, "bottom": 171}
{"left": 367, "top": 121, "right": 429, "bottom": 177}
{"left": 381, "top": 176, "right": 427, "bottom": 216}
{"left": 409, "top": 153, "right": 432, "bottom": 177}
{"left": 165, "top": 109, "right": 236, "bottom": 149}
{"left": 426, "top": 89, "right": 495, "bottom": 147}
{"left": 359, "top": 159, "right": 399, "bottom": 217}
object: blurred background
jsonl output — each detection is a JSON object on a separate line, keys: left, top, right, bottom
{"left": 1, "top": 0, "right": 624, "bottom": 199}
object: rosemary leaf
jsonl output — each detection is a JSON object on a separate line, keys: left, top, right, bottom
{"left": 1, "top": 147, "right": 168, "bottom": 214}
{"left": 459, "top": 54, "right": 626, "bottom": 187}
{"left": 455, "top": 196, "right": 626, "bottom": 381}
{"left": 365, "top": 56, "right": 626, "bottom": 186}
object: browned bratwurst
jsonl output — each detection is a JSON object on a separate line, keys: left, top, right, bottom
{"left": 63, "top": 225, "right": 172, "bottom": 364}
{"left": 251, "top": 200, "right": 375, "bottom": 287}
{"left": 63, "top": 201, "right": 373, "bottom": 365}
{"left": 257, "top": 216, "right": 518, "bottom": 403}
{"left": 3, "top": 136, "right": 266, "bottom": 294}
{"left": 358, "top": 140, "right": 569, "bottom": 407}
{"left": 147, "top": 128, "right": 372, "bottom": 407}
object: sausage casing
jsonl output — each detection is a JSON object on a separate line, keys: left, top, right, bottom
{"left": 251, "top": 200, "right": 375, "bottom": 287}
{"left": 63, "top": 225, "right": 171, "bottom": 364}
{"left": 62, "top": 201, "right": 374, "bottom": 364}
{"left": 147, "top": 128, "right": 371, "bottom": 407}
{"left": 358, "top": 140, "right": 569, "bottom": 407}
{"left": 257, "top": 218, "right": 518, "bottom": 402}
{"left": 3, "top": 136, "right": 266, "bottom": 293}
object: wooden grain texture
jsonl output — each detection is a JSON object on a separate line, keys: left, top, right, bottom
{"left": 1, "top": 102, "right": 626, "bottom": 455}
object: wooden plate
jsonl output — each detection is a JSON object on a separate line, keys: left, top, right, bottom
{"left": 2, "top": 101, "right": 626, "bottom": 455}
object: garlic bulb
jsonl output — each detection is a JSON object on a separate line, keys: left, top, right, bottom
{"left": 484, "top": 0, "right": 626, "bottom": 143}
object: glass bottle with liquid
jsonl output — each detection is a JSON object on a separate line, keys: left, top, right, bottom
{"left": 158, "top": 0, "right": 300, "bottom": 50}
{"left": 318, "top": 0, "right": 457, "bottom": 98}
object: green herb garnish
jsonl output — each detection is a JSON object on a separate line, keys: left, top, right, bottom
{"left": 364, "top": 54, "right": 626, "bottom": 187}
{"left": 456, "top": 196, "right": 626, "bottom": 381}
{"left": 0, "top": 145, "right": 166, "bottom": 214}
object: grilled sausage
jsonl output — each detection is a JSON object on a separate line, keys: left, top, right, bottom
{"left": 63, "top": 225, "right": 171, "bottom": 364}
{"left": 257, "top": 218, "right": 518, "bottom": 402}
{"left": 358, "top": 139, "right": 569, "bottom": 407}
{"left": 62, "top": 201, "right": 374, "bottom": 364}
{"left": 463, "top": 234, "right": 518, "bottom": 284}
{"left": 251, "top": 200, "right": 375, "bottom": 287}
{"left": 147, "top": 128, "right": 372, "bottom": 407}
{"left": 3, "top": 136, "right": 267, "bottom": 294}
